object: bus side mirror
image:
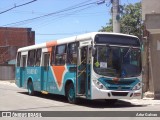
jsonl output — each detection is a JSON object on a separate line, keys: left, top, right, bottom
{"left": 92, "top": 47, "right": 96, "bottom": 56}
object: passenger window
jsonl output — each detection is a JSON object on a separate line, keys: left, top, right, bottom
{"left": 67, "top": 43, "right": 77, "bottom": 64}
{"left": 43, "top": 53, "right": 50, "bottom": 71}
{"left": 17, "top": 52, "right": 21, "bottom": 67}
{"left": 51, "top": 46, "right": 55, "bottom": 65}
{"left": 21, "top": 55, "right": 27, "bottom": 67}
{"left": 35, "top": 49, "right": 42, "bottom": 66}
{"left": 55, "top": 45, "right": 66, "bottom": 65}
{"left": 27, "top": 50, "right": 35, "bottom": 66}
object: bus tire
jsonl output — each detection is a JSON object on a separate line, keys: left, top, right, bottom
{"left": 66, "top": 83, "right": 77, "bottom": 104}
{"left": 105, "top": 99, "right": 117, "bottom": 105}
{"left": 27, "top": 81, "right": 34, "bottom": 96}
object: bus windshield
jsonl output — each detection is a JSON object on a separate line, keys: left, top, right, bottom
{"left": 93, "top": 45, "right": 141, "bottom": 78}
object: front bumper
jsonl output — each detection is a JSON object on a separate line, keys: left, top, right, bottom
{"left": 91, "top": 85, "right": 142, "bottom": 99}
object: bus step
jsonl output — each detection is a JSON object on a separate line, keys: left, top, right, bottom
{"left": 41, "top": 91, "right": 48, "bottom": 94}
{"left": 76, "top": 94, "right": 86, "bottom": 96}
{"left": 77, "top": 96, "right": 86, "bottom": 98}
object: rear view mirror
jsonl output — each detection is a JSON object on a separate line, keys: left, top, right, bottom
{"left": 92, "top": 47, "right": 96, "bottom": 56}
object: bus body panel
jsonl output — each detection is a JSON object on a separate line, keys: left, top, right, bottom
{"left": 48, "top": 65, "right": 76, "bottom": 96}
{"left": 15, "top": 67, "right": 22, "bottom": 87}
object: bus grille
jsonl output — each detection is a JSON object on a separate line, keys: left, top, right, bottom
{"left": 111, "top": 92, "right": 128, "bottom": 96}
{"left": 108, "top": 87, "right": 131, "bottom": 90}
{"left": 105, "top": 80, "right": 135, "bottom": 85}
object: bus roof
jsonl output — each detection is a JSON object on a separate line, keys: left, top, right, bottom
{"left": 17, "top": 32, "right": 139, "bottom": 52}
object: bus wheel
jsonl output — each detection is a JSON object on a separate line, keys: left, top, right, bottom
{"left": 67, "top": 83, "right": 77, "bottom": 104}
{"left": 105, "top": 99, "right": 117, "bottom": 105}
{"left": 27, "top": 81, "right": 34, "bottom": 96}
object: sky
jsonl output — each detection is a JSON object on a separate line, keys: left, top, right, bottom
{"left": 0, "top": 0, "right": 141, "bottom": 44}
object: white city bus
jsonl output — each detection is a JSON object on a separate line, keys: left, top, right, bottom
{"left": 16, "top": 32, "right": 142, "bottom": 104}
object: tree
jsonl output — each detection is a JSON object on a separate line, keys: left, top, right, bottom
{"left": 99, "top": 2, "right": 143, "bottom": 38}
{"left": 99, "top": 19, "right": 113, "bottom": 32}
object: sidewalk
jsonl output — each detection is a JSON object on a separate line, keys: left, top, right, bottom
{"left": 143, "top": 91, "right": 154, "bottom": 98}
{"left": 0, "top": 80, "right": 16, "bottom": 86}
{"left": 0, "top": 79, "right": 15, "bottom": 82}
{"left": 123, "top": 98, "right": 160, "bottom": 106}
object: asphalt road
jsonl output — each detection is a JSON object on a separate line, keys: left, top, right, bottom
{"left": 0, "top": 81, "right": 160, "bottom": 120}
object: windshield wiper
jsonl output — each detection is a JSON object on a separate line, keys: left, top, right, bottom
{"left": 124, "top": 46, "right": 132, "bottom": 57}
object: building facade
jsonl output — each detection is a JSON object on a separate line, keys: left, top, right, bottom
{"left": 142, "top": 0, "right": 160, "bottom": 99}
{"left": 0, "top": 27, "right": 35, "bottom": 64}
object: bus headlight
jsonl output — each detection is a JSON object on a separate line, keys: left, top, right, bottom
{"left": 132, "top": 82, "right": 142, "bottom": 90}
{"left": 93, "top": 80, "right": 106, "bottom": 90}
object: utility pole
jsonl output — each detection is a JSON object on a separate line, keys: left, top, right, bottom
{"left": 111, "top": 0, "right": 120, "bottom": 33}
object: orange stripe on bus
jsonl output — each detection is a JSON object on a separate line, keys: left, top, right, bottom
{"left": 46, "top": 40, "right": 57, "bottom": 56}
{"left": 47, "top": 41, "right": 65, "bottom": 88}
{"left": 52, "top": 65, "right": 65, "bottom": 87}
{"left": 46, "top": 40, "right": 57, "bottom": 47}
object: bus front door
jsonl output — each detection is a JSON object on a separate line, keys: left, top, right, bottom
{"left": 77, "top": 45, "right": 91, "bottom": 98}
{"left": 42, "top": 52, "right": 50, "bottom": 92}
{"left": 21, "top": 55, "right": 27, "bottom": 87}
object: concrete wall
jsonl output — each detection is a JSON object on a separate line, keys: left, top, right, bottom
{"left": 142, "top": 38, "right": 149, "bottom": 92}
{"left": 0, "top": 65, "right": 15, "bottom": 80}
{"left": 145, "top": 14, "right": 160, "bottom": 33}
{"left": 142, "top": 0, "right": 160, "bottom": 99}
{"left": 150, "top": 34, "right": 160, "bottom": 99}
{"left": 142, "top": 0, "right": 160, "bottom": 20}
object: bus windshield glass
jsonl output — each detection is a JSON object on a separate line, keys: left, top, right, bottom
{"left": 93, "top": 45, "right": 141, "bottom": 78}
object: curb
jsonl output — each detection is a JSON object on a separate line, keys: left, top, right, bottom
{"left": 0, "top": 80, "right": 15, "bottom": 83}
{"left": 143, "top": 91, "right": 154, "bottom": 99}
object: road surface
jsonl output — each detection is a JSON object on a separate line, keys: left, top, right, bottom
{"left": 0, "top": 81, "right": 160, "bottom": 120}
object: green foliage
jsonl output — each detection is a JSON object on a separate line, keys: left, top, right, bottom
{"left": 120, "top": 2, "right": 142, "bottom": 37}
{"left": 99, "top": 18, "right": 113, "bottom": 32}
{"left": 99, "top": 2, "right": 143, "bottom": 38}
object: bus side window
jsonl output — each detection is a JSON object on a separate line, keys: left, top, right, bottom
{"left": 67, "top": 42, "right": 77, "bottom": 64}
{"left": 27, "top": 50, "right": 36, "bottom": 67}
{"left": 22, "top": 55, "right": 27, "bottom": 67}
{"left": 51, "top": 46, "right": 55, "bottom": 65}
{"left": 17, "top": 52, "right": 21, "bottom": 67}
{"left": 35, "top": 49, "right": 42, "bottom": 66}
{"left": 55, "top": 44, "right": 66, "bottom": 65}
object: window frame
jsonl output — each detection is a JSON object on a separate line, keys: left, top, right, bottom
{"left": 16, "top": 52, "right": 21, "bottom": 67}
{"left": 67, "top": 42, "right": 78, "bottom": 65}
{"left": 21, "top": 55, "right": 27, "bottom": 68}
{"left": 27, "top": 50, "right": 36, "bottom": 67}
{"left": 35, "top": 48, "right": 42, "bottom": 67}
{"left": 51, "top": 46, "right": 55, "bottom": 65}
{"left": 55, "top": 44, "right": 67, "bottom": 66}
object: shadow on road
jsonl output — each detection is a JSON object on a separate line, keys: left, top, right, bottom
{"left": 18, "top": 92, "right": 146, "bottom": 109}
{"left": 76, "top": 99, "right": 146, "bottom": 108}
